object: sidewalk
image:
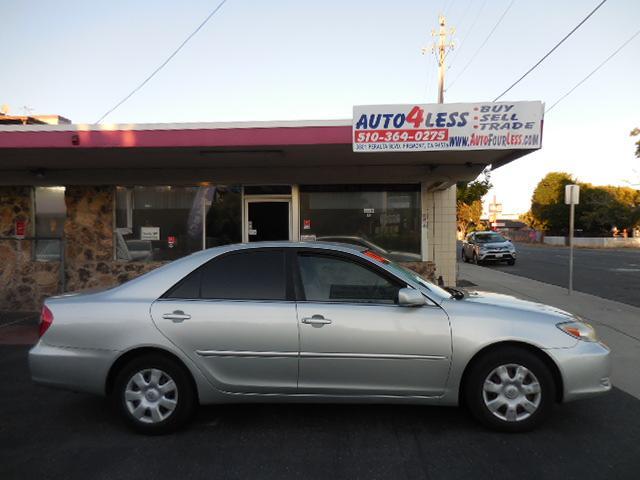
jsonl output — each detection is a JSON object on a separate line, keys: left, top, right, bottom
{"left": 458, "top": 262, "right": 640, "bottom": 400}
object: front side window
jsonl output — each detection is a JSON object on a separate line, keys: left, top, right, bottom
{"left": 34, "top": 186, "right": 66, "bottom": 261}
{"left": 297, "top": 254, "right": 400, "bottom": 304}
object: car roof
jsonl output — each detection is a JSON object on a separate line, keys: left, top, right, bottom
{"left": 231, "top": 240, "right": 368, "bottom": 253}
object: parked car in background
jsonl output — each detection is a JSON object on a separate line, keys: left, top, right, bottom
{"left": 316, "top": 235, "right": 421, "bottom": 262}
{"left": 30, "top": 242, "right": 610, "bottom": 435}
{"left": 462, "top": 231, "right": 517, "bottom": 265}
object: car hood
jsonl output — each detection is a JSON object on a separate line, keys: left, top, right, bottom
{"left": 461, "top": 290, "right": 575, "bottom": 320}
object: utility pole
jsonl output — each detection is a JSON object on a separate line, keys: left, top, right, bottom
{"left": 423, "top": 15, "right": 455, "bottom": 104}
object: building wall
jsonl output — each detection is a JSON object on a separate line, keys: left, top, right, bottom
{"left": 0, "top": 185, "right": 439, "bottom": 311}
{"left": 0, "top": 186, "right": 61, "bottom": 311}
{"left": 425, "top": 185, "right": 457, "bottom": 286}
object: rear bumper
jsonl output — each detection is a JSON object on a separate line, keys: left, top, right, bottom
{"left": 545, "top": 341, "right": 612, "bottom": 402}
{"left": 29, "top": 341, "right": 117, "bottom": 395}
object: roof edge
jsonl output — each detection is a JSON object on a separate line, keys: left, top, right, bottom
{"left": 0, "top": 118, "right": 353, "bottom": 133}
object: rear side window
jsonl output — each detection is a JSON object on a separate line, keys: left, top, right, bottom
{"left": 201, "top": 250, "right": 286, "bottom": 300}
{"left": 163, "top": 249, "right": 287, "bottom": 301}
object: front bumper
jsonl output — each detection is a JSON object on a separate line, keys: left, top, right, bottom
{"left": 478, "top": 251, "right": 516, "bottom": 261}
{"left": 29, "top": 341, "right": 117, "bottom": 395}
{"left": 545, "top": 340, "right": 612, "bottom": 402}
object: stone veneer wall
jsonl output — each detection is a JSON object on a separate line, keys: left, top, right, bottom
{"left": 63, "top": 186, "right": 168, "bottom": 292}
{"left": 400, "top": 261, "right": 436, "bottom": 282}
{"left": 0, "top": 186, "right": 61, "bottom": 311}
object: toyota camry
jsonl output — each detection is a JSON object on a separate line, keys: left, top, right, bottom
{"left": 29, "top": 242, "right": 611, "bottom": 434}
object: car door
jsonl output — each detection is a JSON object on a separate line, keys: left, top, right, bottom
{"left": 294, "top": 250, "right": 451, "bottom": 397}
{"left": 151, "top": 248, "right": 299, "bottom": 394}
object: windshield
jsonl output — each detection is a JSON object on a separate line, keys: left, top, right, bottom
{"left": 362, "top": 250, "right": 452, "bottom": 301}
{"left": 475, "top": 233, "right": 507, "bottom": 243}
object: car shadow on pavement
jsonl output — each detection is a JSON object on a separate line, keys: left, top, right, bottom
{"left": 2, "top": 345, "right": 639, "bottom": 480}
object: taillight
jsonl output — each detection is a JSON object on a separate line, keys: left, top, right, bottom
{"left": 39, "top": 305, "right": 54, "bottom": 338}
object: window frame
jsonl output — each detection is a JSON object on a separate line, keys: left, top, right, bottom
{"left": 160, "top": 247, "right": 295, "bottom": 302}
{"left": 291, "top": 248, "right": 408, "bottom": 306}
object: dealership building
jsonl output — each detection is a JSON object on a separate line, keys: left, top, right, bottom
{"left": 0, "top": 102, "right": 543, "bottom": 311}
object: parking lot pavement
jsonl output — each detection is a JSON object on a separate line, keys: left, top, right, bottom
{"left": 2, "top": 346, "right": 639, "bottom": 480}
{"left": 0, "top": 313, "right": 38, "bottom": 345}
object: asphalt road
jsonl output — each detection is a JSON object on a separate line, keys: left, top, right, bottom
{"left": 1, "top": 346, "right": 639, "bottom": 480}
{"left": 461, "top": 242, "right": 640, "bottom": 307}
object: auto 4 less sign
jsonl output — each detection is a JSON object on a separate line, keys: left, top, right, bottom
{"left": 353, "top": 101, "right": 544, "bottom": 152}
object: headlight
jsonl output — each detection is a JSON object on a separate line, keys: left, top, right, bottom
{"left": 557, "top": 321, "right": 598, "bottom": 342}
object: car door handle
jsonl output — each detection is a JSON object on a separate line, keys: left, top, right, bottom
{"left": 162, "top": 310, "right": 191, "bottom": 322}
{"left": 301, "top": 315, "right": 332, "bottom": 325}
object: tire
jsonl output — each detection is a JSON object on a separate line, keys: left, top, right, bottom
{"left": 462, "top": 249, "right": 468, "bottom": 263}
{"left": 507, "top": 259, "right": 516, "bottom": 266}
{"left": 113, "top": 353, "right": 196, "bottom": 435}
{"left": 463, "top": 346, "right": 555, "bottom": 432}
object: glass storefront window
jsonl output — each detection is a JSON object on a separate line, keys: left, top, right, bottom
{"left": 34, "top": 186, "right": 66, "bottom": 261}
{"left": 115, "top": 185, "right": 241, "bottom": 261}
{"left": 299, "top": 185, "right": 421, "bottom": 262}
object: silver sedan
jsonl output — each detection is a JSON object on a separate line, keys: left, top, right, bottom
{"left": 29, "top": 242, "right": 611, "bottom": 434}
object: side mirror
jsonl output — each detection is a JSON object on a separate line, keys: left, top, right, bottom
{"left": 398, "top": 288, "right": 426, "bottom": 307}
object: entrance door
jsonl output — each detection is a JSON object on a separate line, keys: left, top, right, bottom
{"left": 246, "top": 200, "right": 291, "bottom": 242}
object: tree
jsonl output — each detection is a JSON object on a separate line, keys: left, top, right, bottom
{"left": 632, "top": 128, "right": 640, "bottom": 158}
{"left": 530, "top": 172, "right": 575, "bottom": 234}
{"left": 457, "top": 200, "right": 484, "bottom": 237}
{"left": 456, "top": 169, "right": 492, "bottom": 236}
{"left": 519, "top": 210, "right": 547, "bottom": 231}
{"left": 528, "top": 172, "right": 640, "bottom": 235}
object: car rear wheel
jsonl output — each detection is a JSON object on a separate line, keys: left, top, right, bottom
{"left": 464, "top": 347, "right": 555, "bottom": 432}
{"left": 462, "top": 249, "right": 468, "bottom": 262}
{"left": 113, "top": 354, "right": 196, "bottom": 434}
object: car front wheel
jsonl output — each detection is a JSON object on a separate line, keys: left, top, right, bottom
{"left": 464, "top": 347, "right": 555, "bottom": 432}
{"left": 113, "top": 353, "right": 196, "bottom": 434}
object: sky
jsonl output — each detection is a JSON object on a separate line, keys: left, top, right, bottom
{"left": 1, "top": 0, "right": 639, "bottom": 214}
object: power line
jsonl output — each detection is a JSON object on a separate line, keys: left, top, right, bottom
{"left": 447, "top": 0, "right": 516, "bottom": 91}
{"left": 446, "top": 0, "right": 488, "bottom": 72}
{"left": 494, "top": 0, "right": 608, "bottom": 101}
{"left": 546, "top": 28, "right": 640, "bottom": 113}
{"left": 94, "top": 0, "right": 230, "bottom": 124}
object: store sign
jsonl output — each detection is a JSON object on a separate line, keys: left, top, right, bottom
{"left": 353, "top": 101, "right": 543, "bottom": 152}
{"left": 15, "top": 220, "right": 26, "bottom": 238}
{"left": 140, "top": 226, "right": 160, "bottom": 241}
